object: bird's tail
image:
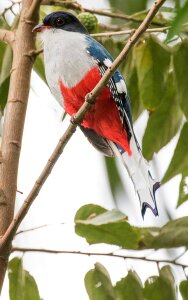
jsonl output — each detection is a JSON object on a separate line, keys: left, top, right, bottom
{"left": 109, "top": 137, "right": 160, "bottom": 218}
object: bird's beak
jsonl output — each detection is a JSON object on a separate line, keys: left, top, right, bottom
{"left": 32, "top": 24, "right": 51, "bottom": 33}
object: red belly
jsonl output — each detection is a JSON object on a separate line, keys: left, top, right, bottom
{"left": 59, "top": 66, "right": 131, "bottom": 155}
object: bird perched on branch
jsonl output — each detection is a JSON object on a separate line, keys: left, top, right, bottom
{"left": 33, "top": 11, "right": 160, "bottom": 218}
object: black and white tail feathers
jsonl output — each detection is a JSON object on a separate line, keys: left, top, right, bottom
{"left": 109, "top": 136, "right": 160, "bottom": 218}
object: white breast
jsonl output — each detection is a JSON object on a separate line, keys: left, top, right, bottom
{"left": 39, "top": 29, "right": 96, "bottom": 105}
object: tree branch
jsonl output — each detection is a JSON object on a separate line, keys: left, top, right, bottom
{"left": 16, "top": 222, "right": 64, "bottom": 235}
{"left": 27, "top": 0, "right": 43, "bottom": 20}
{"left": 15, "top": 224, "right": 50, "bottom": 235}
{"left": 0, "top": 29, "right": 15, "bottom": 47}
{"left": 12, "top": 247, "right": 188, "bottom": 269}
{"left": 0, "top": 0, "right": 167, "bottom": 255}
{"left": 99, "top": 23, "right": 122, "bottom": 32}
{"left": 41, "top": 0, "right": 139, "bottom": 22}
{"left": 0, "top": 0, "right": 41, "bottom": 293}
{"left": 0, "top": 2, "right": 16, "bottom": 20}
{"left": 41, "top": 0, "right": 163, "bottom": 25}
{"left": 92, "top": 26, "right": 169, "bottom": 38}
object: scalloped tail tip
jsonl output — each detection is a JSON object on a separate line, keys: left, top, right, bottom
{"left": 141, "top": 181, "right": 160, "bottom": 219}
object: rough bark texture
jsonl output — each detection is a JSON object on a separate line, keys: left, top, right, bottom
{"left": 0, "top": 0, "right": 39, "bottom": 292}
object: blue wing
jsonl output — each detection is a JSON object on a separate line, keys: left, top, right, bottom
{"left": 85, "top": 35, "right": 133, "bottom": 140}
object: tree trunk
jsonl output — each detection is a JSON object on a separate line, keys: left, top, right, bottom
{"left": 0, "top": 0, "right": 39, "bottom": 292}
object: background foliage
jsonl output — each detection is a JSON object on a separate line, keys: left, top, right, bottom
{"left": 1, "top": 0, "right": 188, "bottom": 299}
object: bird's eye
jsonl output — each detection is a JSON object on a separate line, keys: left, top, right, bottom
{"left": 55, "top": 17, "right": 64, "bottom": 27}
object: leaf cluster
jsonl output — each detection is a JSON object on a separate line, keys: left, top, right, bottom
{"left": 75, "top": 204, "right": 188, "bottom": 250}
{"left": 85, "top": 263, "right": 184, "bottom": 300}
{"left": 8, "top": 258, "right": 41, "bottom": 300}
{"left": 74, "top": 204, "right": 188, "bottom": 299}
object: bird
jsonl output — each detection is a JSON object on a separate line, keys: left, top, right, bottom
{"left": 33, "top": 11, "right": 160, "bottom": 218}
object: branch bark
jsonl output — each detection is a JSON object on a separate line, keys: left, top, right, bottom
{"left": 11, "top": 247, "right": 188, "bottom": 269}
{"left": 92, "top": 26, "right": 169, "bottom": 38}
{"left": 0, "top": 0, "right": 166, "bottom": 259}
{"left": 27, "top": 0, "right": 43, "bottom": 20}
{"left": 41, "top": 0, "right": 164, "bottom": 26}
{"left": 41, "top": 0, "right": 140, "bottom": 22}
{"left": 0, "top": 29, "right": 15, "bottom": 47}
{"left": 0, "top": 0, "right": 41, "bottom": 294}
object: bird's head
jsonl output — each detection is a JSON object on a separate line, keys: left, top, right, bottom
{"left": 32, "top": 11, "right": 88, "bottom": 34}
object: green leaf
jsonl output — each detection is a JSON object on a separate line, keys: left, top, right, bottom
{"left": 75, "top": 205, "right": 188, "bottom": 249}
{"left": 115, "top": 271, "right": 144, "bottom": 300}
{"left": 0, "top": 45, "right": 12, "bottom": 84}
{"left": 127, "top": 66, "right": 142, "bottom": 121}
{"left": 163, "top": 123, "right": 188, "bottom": 183}
{"left": 160, "top": 265, "right": 176, "bottom": 295}
{"left": 0, "top": 76, "right": 10, "bottom": 110}
{"left": 144, "top": 266, "right": 176, "bottom": 300}
{"left": 40, "top": 5, "right": 67, "bottom": 18}
{"left": 85, "top": 262, "right": 116, "bottom": 300}
{"left": 8, "top": 257, "right": 41, "bottom": 300}
{"left": 173, "top": 40, "right": 188, "bottom": 120}
{"left": 134, "top": 36, "right": 170, "bottom": 110}
{"left": 0, "top": 16, "right": 18, "bottom": 109}
{"left": 145, "top": 216, "right": 188, "bottom": 249}
{"left": 142, "top": 72, "right": 182, "bottom": 160}
{"left": 167, "top": 0, "right": 188, "bottom": 41}
{"left": 0, "top": 15, "right": 10, "bottom": 29}
{"left": 0, "top": 45, "right": 12, "bottom": 110}
{"left": 130, "top": 10, "right": 170, "bottom": 26}
{"left": 160, "top": 6, "right": 176, "bottom": 13}
{"left": 177, "top": 175, "right": 188, "bottom": 207}
{"left": 123, "top": 49, "right": 143, "bottom": 121}
{"left": 0, "top": 42, "right": 7, "bottom": 71}
{"left": 33, "top": 54, "right": 46, "bottom": 83}
{"left": 75, "top": 205, "right": 140, "bottom": 249}
{"left": 74, "top": 204, "right": 107, "bottom": 221}
{"left": 109, "top": 0, "right": 147, "bottom": 14}
{"left": 180, "top": 280, "right": 188, "bottom": 300}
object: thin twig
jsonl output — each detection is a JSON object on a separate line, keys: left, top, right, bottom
{"left": 27, "top": 0, "right": 43, "bottom": 20}
{"left": 34, "top": 48, "right": 43, "bottom": 55}
{"left": 174, "top": 247, "right": 187, "bottom": 262}
{"left": 0, "top": 0, "right": 167, "bottom": 252}
{"left": 32, "top": 48, "right": 44, "bottom": 56}
{"left": 183, "top": 267, "right": 188, "bottom": 279}
{"left": 13, "top": 0, "right": 166, "bottom": 26}
{"left": 15, "top": 222, "right": 64, "bottom": 235}
{"left": 0, "top": 3, "right": 15, "bottom": 20}
{"left": 41, "top": 0, "right": 163, "bottom": 25}
{"left": 41, "top": 0, "right": 142, "bottom": 22}
{"left": 16, "top": 224, "right": 50, "bottom": 235}
{"left": 0, "top": 29, "right": 15, "bottom": 47}
{"left": 99, "top": 23, "right": 122, "bottom": 32}
{"left": 92, "top": 26, "right": 169, "bottom": 38}
{"left": 11, "top": 247, "right": 188, "bottom": 269}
